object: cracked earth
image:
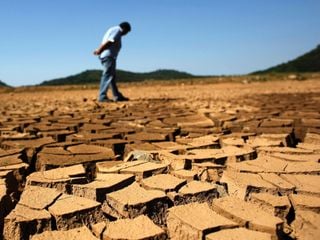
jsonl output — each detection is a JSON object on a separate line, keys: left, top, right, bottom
{"left": 1, "top": 79, "right": 320, "bottom": 239}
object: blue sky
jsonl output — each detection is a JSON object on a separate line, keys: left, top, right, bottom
{"left": 0, "top": 0, "right": 319, "bottom": 86}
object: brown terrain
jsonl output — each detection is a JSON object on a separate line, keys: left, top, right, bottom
{"left": 0, "top": 79, "right": 320, "bottom": 240}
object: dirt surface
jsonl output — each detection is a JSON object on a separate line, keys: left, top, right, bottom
{"left": 0, "top": 79, "right": 320, "bottom": 239}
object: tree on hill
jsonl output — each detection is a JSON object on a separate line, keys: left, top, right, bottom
{"left": 252, "top": 44, "right": 320, "bottom": 74}
{"left": 39, "top": 69, "right": 197, "bottom": 86}
{"left": 0, "top": 80, "right": 10, "bottom": 87}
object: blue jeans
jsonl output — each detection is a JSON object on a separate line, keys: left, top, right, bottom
{"left": 98, "top": 57, "right": 121, "bottom": 101}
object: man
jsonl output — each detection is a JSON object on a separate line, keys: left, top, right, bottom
{"left": 93, "top": 22, "right": 131, "bottom": 102}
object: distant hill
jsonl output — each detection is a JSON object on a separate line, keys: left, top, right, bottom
{"left": 0, "top": 80, "right": 10, "bottom": 87}
{"left": 40, "top": 69, "right": 198, "bottom": 86}
{"left": 252, "top": 44, "right": 320, "bottom": 74}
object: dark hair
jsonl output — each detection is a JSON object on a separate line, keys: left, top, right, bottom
{"left": 119, "top": 22, "right": 131, "bottom": 32}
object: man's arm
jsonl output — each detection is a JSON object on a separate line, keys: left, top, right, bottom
{"left": 93, "top": 40, "right": 114, "bottom": 55}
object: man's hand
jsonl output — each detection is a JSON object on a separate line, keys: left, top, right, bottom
{"left": 93, "top": 49, "right": 100, "bottom": 55}
{"left": 93, "top": 41, "right": 113, "bottom": 56}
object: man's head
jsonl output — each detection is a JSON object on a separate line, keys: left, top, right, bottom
{"left": 119, "top": 21, "right": 131, "bottom": 35}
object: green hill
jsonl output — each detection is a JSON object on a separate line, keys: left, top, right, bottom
{"left": 252, "top": 44, "right": 320, "bottom": 74}
{"left": 0, "top": 80, "right": 10, "bottom": 87}
{"left": 40, "top": 69, "right": 198, "bottom": 86}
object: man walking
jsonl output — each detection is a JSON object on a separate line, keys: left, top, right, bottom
{"left": 93, "top": 22, "right": 131, "bottom": 102}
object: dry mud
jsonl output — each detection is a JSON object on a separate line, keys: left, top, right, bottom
{"left": 0, "top": 79, "right": 320, "bottom": 240}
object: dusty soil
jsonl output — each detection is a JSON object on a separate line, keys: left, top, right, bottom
{"left": 0, "top": 79, "right": 320, "bottom": 239}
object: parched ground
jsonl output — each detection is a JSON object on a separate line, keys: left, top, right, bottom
{"left": 0, "top": 79, "right": 320, "bottom": 240}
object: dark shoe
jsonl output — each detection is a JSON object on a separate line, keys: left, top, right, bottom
{"left": 99, "top": 98, "right": 113, "bottom": 103}
{"left": 116, "top": 96, "right": 129, "bottom": 102}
